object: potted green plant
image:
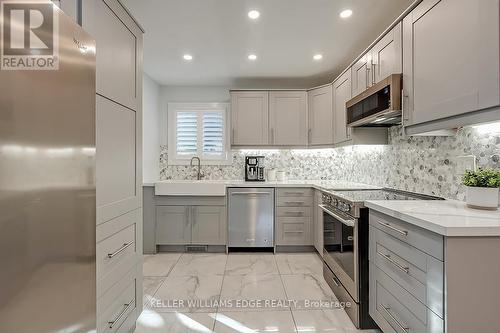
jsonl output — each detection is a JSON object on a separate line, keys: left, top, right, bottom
{"left": 462, "top": 168, "right": 500, "bottom": 210}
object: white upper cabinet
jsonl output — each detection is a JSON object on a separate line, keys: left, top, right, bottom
{"left": 333, "top": 71, "right": 352, "bottom": 144}
{"left": 308, "top": 85, "right": 334, "bottom": 145}
{"left": 351, "top": 56, "right": 371, "bottom": 97}
{"left": 269, "top": 91, "right": 308, "bottom": 146}
{"left": 403, "top": 0, "right": 500, "bottom": 127}
{"left": 231, "top": 91, "right": 269, "bottom": 146}
{"left": 371, "top": 22, "right": 402, "bottom": 84}
{"left": 82, "top": 0, "right": 140, "bottom": 111}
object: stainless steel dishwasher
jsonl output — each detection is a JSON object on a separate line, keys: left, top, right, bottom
{"left": 228, "top": 187, "right": 275, "bottom": 248}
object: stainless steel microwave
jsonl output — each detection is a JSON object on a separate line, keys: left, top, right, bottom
{"left": 346, "top": 74, "right": 402, "bottom": 127}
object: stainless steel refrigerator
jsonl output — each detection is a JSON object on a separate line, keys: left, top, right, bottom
{"left": 0, "top": 4, "right": 96, "bottom": 333}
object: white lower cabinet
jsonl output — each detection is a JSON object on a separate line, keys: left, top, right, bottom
{"left": 276, "top": 188, "right": 313, "bottom": 246}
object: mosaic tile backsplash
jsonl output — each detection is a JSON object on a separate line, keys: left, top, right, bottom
{"left": 159, "top": 126, "right": 500, "bottom": 200}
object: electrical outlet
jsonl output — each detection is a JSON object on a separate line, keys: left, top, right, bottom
{"left": 456, "top": 155, "right": 476, "bottom": 175}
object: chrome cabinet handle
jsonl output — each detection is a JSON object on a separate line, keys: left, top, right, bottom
{"left": 371, "top": 63, "right": 376, "bottom": 85}
{"left": 107, "top": 242, "right": 133, "bottom": 258}
{"left": 270, "top": 128, "right": 275, "bottom": 144}
{"left": 232, "top": 128, "right": 235, "bottom": 144}
{"left": 191, "top": 206, "right": 197, "bottom": 225}
{"left": 284, "top": 212, "right": 304, "bottom": 217}
{"left": 285, "top": 230, "right": 304, "bottom": 234}
{"left": 378, "top": 252, "right": 409, "bottom": 274}
{"left": 108, "top": 299, "right": 134, "bottom": 329}
{"left": 402, "top": 90, "right": 409, "bottom": 122}
{"left": 308, "top": 128, "right": 312, "bottom": 144}
{"left": 382, "top": 305, "right": 410, "bottom": 333}
{"left": 319, "top": 205, "right": 355, "bottom": 227}
{"left": 231, "top": 191, "right": 271, "bottom": 195}
{"left": 283, "top": 191, "right": 305, "bottom": 196}
{"left": 285, "top": 201, "right": 304, "bottom": 206}
{"left": 377, "top": 221, "right": 408, "bottom": 236}
{"left": 331, "top": 276, "right": 341, "bottom": 287}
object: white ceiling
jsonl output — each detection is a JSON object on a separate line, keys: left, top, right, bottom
{"left": 121, "top": 0, "right": 414, "bottom": 87}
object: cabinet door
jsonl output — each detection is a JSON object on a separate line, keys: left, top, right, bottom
{"left": 351, "top": 56, "right": 371, "bottom": 97}
{"left": 308, "top": 85, "right": 333, "bottom": 145}
{"left": 82, "top": 0, "right": 140, "bottom": 111}
{"left": 96, "top": 95, "right": 139, "bottom": 224}
{"left": 231, "top": 91, "right": 269, "bottom": 146}
{"left": 191, "top": 206, "right": 226, "bottom": 245}
{"left": 403, "top": 0, "right": 500, "bottom": 126}
{"left": 156, "top": 206, "right": 191, "bottom": 245}
{"left": 269, "top": 91, "right": 307, "bottom": 146}
{"left": 371, "top": 22, "right": 402, "bottom": 84}
{"left": 333, "top": 71, "right": 352, "bottom": 144}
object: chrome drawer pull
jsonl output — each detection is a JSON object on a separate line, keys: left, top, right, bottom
{"left": 107, "top": 242, "right": 133, "bottom": 258}
{"left": 285, "top": 230, "right": 304, "bottom": 234}
{"left": 284, "top": 201, "right": 304, "bottom": 205}
{"left": 377, "top": 221, "right": 408, "bottom": 236}
{"left": 283, "top": 192, "right": 305, "bottom": 196}
{"left": 378, "top": 252, "right": 409, "bottom": 274}
{"left": 331, "top": 276, "right": 341, "bottom": 287}
{"left": 108, "top": 299, "right": 134, "bottom": 329}
{"left": 231, "top": 192, "right": 270, "bottom": 195}
{"left": 382, "top": 305, "right": 410, "bottom": 333}
{"left": 284, "top": 212, "right": 304, "bottom": 217}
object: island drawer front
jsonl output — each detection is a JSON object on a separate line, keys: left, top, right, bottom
{"left": 277, "top": 188, "right": 313, "bottom": 197}
{"left": 369, "top": 264, "right": 444, "bottom": 333}
{"left": 369, "top": 211, "right": 444, "bottom": 261}
{"left": 370, "top": 226, "right": 444, "bottom": 318}
{"left": 276, "top": 206, "right": 312, "bottom": 217}
{"left": 276, "top": 217, "right": 312, "bottom": 245}
{"left": 276, "top": 196, "right": 313, "bottom": 207}
{"left": 97, "top": 268, "right": 137, "bottom": 333}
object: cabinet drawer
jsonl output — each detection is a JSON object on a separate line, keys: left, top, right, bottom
{"left": 276, "top": 206, "right": 311, "bottom": 217}
{"left": 370, "top": 211, "right": 443, "bottom": 260}
{"left": 276, "top": 196, "right": 312, "bottom": 207}
{"left": 96, "top": 209, "right": 140, "bottom": 297}
{"left": 370, "top": 226, "right": 444, "bottom": 318}
{"left": 369, "top": 264, "right": 444, "bottom": 333}
{"left": 97, "top": 268, "right": 137, "bottom": 333}
{"left": 277, "top": 188, "right": 313, "bottom": 197}
{"left": 276, "top": 217, "right": 312, "bottom": 245}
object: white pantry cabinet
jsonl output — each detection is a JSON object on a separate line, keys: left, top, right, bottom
{"left": 82, "top": 0, "right": 144, "bottom": 332}
{"left": 308, "top": 85, "right": 334, "bottom": 145}
{"left": 269, "top": 91, "right": 308, "bottom": 146}
{"left": 403, "top": 0, "right": 500, "bottom": 132}
{"left": 231, "top": 91, "right": 269, "bottom": 146}
{"left": 333, "top": 71, "right": 352, "bottom": 144}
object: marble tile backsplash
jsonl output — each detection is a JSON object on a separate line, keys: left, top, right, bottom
{"left": 159, "top": 126, "right": 500, "bottom": 200}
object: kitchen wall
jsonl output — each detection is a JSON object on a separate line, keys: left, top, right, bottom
{"left": 143, "top": 74, "right": 161, "bottom": 182}
{"left": 160, "top": 125, "right": 500, "bottom": 200}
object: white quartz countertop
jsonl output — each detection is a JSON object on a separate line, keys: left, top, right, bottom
{"left": 365, "top": 200, "right": 500, "bottom": 237}
{"left": 151, "top": 179, "right": 380, "bottom": 196}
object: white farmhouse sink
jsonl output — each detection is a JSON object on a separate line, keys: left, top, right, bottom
{"left": 155, "top": 180, "right": 227, "bottom": 196}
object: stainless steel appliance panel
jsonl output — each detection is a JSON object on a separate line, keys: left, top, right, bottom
{"left": 228, "top": 188, "right": 274, "bottom": 247}
{"left": 0, "top": 7, "right": 96, "bottom": 333}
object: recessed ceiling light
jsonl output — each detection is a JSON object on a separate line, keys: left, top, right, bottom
{"left": 248, "top": 54, "right": 257, "bottom": 61}
{"left": 248, "top": 10, "right": 260, "bottom": 20}
{"left": 340, "top": 9, "right": 353, "bottom": 19}
{"left": 313, "top": 54, "right": 323, "bottom": 61}
{"left": 183, "top": 54, "right": 193, "bottom": 61}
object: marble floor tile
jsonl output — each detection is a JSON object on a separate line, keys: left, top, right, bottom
{"left": 154, "top": 274, "right": 224, "bottom": 313}
{"left": 213, "top": 311, "right": 296, "bottom": 333}
{"left": 225, "top": 254, "right": 279, "bottom": 276}
{"left": 134, "top": 309, "right": 215, "bottom": 333}
{"left": 275, "top": 253, "right": 323, "bottom": 275}
{"left": 143, "top": 277, "right": 165, "bottom": 306}
{"left": 292, "top": 309, "right": 381, "bottom": 332}
{"left": 170, "top": 254, "right": 228, "bottom": 276}
{"left": 219, "top": 274, "right": 288, "bottom": 312}
{"left": 143, "top": 253, "right": 182, "bottom": 277}
{"left": 281, "top": 274, "right": 337, "bottom": 310}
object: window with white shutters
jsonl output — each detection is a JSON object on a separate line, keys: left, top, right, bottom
{"left": 167, "top": 103, "right": 230, "bottom": 165}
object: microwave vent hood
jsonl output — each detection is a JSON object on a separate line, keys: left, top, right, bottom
{"left": 346, "top": 74, "right": 402, "bottom": 128}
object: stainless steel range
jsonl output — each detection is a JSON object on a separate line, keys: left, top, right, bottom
{"left": 320, "top": 188, "right": 443, "bottom": 329}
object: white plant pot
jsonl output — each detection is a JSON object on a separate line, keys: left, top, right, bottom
{"left": 466, "top": 186, "right": 499, "bottom": 210}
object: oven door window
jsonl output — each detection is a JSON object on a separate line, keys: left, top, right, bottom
{"left": 323, "top": 211, "right": 355, "bottom": 281}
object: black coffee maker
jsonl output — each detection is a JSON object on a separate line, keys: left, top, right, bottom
{"left": 245, "top": 156, "right": 265, "bottom": 181}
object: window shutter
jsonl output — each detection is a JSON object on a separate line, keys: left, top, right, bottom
{"left": 202, "top": 111, "right": 224, "bottom": 156}
{"left": 176, "top": 111, "right": 198, "bottom": 155}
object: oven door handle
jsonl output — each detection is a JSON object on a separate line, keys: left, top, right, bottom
{"left": 319, "top": 205, "right": 355, "bottom": 227}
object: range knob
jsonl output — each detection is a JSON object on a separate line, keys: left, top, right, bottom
{"left": 331, "top": 198, "right": 338, "bottom": 206}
